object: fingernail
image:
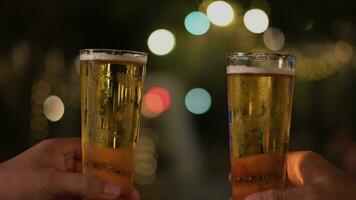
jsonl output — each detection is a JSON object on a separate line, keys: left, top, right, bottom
{"left": 103, "top": 182, "right": 121, "bottom": 197}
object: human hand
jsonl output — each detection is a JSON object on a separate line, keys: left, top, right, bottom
{"left": 0, "top": 138, "right": 140, "bottom": 200}
{"left": 243, "top": 151, "right": 356, "bottom": 200}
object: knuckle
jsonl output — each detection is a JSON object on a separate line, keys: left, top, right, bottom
{"left": 301, "top": 151, "right": 322, "bottom": 160}
{"left": 272, "top": 189, "right": 287, "bottom": 200}
{"left": 39, "top": 138, "right": 59, "bottom": 148}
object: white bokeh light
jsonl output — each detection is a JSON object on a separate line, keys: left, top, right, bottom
{"left": 263, "top": 27, "right": 285, "bottom": 51}
{"left": 243, "top": 9, "right": 269, "bottom": 34}
{"left": 147, "top": 29, "right": 175, "bottom": 56}
{"left": 43, "top": 95, "right": 65, "bottom": 122}
{"left": 207, "top": 1, "right": 234, "bottom": 27}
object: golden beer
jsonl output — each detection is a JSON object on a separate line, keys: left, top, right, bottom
{"left": 227, "top": 53, "right": 295, "bottom": 200}
{"left": 80, "top": 49, "right": 147, "bottom": 198}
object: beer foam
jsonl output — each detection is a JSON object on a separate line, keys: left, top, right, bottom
{"left": 227, "top": 65, "right": 295, "bottom": 76}
{"left": 80, "top": 52, "right": 147, "bottom": 65}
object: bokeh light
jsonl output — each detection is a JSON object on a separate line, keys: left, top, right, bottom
{"left": 184, "top": 11, "right": 210, "bottom": 35}
{"left": 141, "top": 86, "right": 171, "bottom": 118}
{"left": 207, "top": 1, "right": 234, "bottom": 27}
{"left": 30, "top": 115, "right": 48, "bottom": 132}
{"left": 134, "top": 130, "right": 158, "bottom": 186}
{"left": 334, "top": 40, "right": 353, "bottom": 64}
{"left": 43, "top": 95, "right": 65, "bottom": 122}
{"left": 73, "top": 56, "right": 80, "bottom": 75}
{"left": 302, "top": 19, "right": 314, "bottom": 31}
{"left": 185, "top": 88, "right": 212, "bottom": 115}
{"left": 44, "top": 49, "right": 64, "bottom": 76}
{"left": 243, "top": 9, "right": 269, "bottom": 34}
{"left": 142, "top": 93, "right": 163, "bottom": 118}
{"left": 148, "top": 87, "right": 171, "bottom": 111}
{"left": 32, "top": 80, "right": 51, "bottom": 105}
{"left": 137, "top": 137, "right": 156, "bottom": 155}
{"left": 147, "top": 29, "right": 175, "bottom": 56}
{"left": 11, "top": 41, "right": 30, "bottom": 73}
{"left": 263, "top": 27, "right": 285, "bottom": 51}
{"left": 293, "top": 41, "right": 352, "bottom": 81}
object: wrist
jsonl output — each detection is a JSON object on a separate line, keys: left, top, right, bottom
{"left": 0, "top": 161, "right": 16, "bottom": 199}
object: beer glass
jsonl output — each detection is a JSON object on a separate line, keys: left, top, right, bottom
{"left": 80, "top": 49, "right": 147, "bottom": 198}
{"left": 226, "top": 53, "right": 296, "bottom": 200}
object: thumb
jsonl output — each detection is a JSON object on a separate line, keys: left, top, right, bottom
{"left": 244, "top": 187, "right": 310, "bottom": 200}
{"left": 48, "top": 170, "right": 122, "bottom": 199}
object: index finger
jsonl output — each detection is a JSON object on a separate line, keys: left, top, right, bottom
{"left": 286, "top": 151, "right": 345, "bottom": 186}
{"left": 58, "top": 137, "right": 82, "bottom": 160}
{"left": 231, "top": 153, "right": 283, "bottom": 178}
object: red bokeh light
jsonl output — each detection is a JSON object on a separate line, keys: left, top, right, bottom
{"left": 148, "top": 87, "right": 171, "bottom": 112}
{"left": 141, "top": 86, "right": 171, "bottom": 118}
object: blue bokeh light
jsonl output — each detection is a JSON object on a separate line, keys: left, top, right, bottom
{"left": 185, "top": 88, "right": 212, "bottom": 115}
{"left": 184, "top": 11, "right": 211, "bottom": 36}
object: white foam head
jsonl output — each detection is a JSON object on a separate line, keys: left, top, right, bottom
{"left": 80, "top": 52, "right": 147, "bottom": 65}
{"left": 227, "top": 65, "right": 295, "bottom": 76}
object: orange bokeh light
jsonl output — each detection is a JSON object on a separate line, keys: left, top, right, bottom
{"left": 144, "top": 93, "right": 164, "bottom": 114}
{"left": 148, "top": 87, "right": 171, "bottom": 112}
{"left": 142, "top": 87, "right": 171, "bottom": 118}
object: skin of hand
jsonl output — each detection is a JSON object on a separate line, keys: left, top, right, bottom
{"left": 243, "top": 151, "right": 356, "bottom": 200}
{"left": 0, "top": 138, "right": 140, "bottom": 200}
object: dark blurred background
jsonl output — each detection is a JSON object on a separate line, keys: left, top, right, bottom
{"left": 1, "top": 0, "right": 356, "bottom": 199}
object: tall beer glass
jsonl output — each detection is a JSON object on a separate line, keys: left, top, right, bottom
{"left": 227, "top": 53, "right": 296, "bottom": 200}
{"left": 80, "top": 49, "right": 147, "bottom": 198}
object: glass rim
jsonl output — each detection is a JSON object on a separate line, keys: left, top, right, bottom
{"left": 227, "top": 52, "right": 296, "bottom": 61}
{"left": 80, "top": 49, "right": 148, "bottom": 57}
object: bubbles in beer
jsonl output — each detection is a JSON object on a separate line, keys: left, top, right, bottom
{"left": 184, "top": 11, "right": 210, "bottom": 35}
{"left": 243, "top": 9, "right": 269, "bottom": 33}
{"left": 147, "top": 29, "right": 175, "bottom": 56}
{"left": 207, "top": 1, "right": 234, "bottom": 27}
{"left": 185, "top": 88, "right": 212, "bottom": 115}
{"left": 43, "top": 95, "right": 65, "bottom": 122}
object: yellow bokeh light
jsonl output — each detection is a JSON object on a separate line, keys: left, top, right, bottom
{"left": 243, "top": 9, "right": 269, "bottom": 34}
{"left": 334, "top": 40, "right": 353, "bottom": 64}
{"left": 147, "top": 29, "right": 175, "bottom": 56}
{"left": 207, "top": 1, "right": 234, "bottom": 27}
{"left": 32, "top": 80, "right": 51, "bottom": 105}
